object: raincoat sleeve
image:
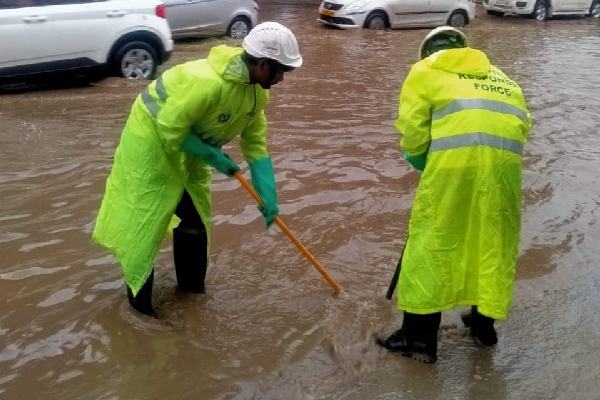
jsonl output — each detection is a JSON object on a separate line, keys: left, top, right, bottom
{"left": 240, "top": 110, "right": 269, "bottom": 163}
{"left": 395, "top": 66, "right": 432, "bottom": 160}
{"left": 154, "top": 78, "right": 218, "bottom": 152}
{"left": 513, "top": 89, "right": 533, "bottom": 142}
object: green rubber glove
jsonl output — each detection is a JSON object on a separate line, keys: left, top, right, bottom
{"left": 249, "top": 157, "right": 279, "bottom": 229}
{"left": 180, "top": 133, "right": 240, "bottom": 176}
{"left": 404, "top": 150, "right": 428, "bottom": 172}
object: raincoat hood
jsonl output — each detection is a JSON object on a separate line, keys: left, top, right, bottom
{"left": 424, "top": 47, "right": 490, "bottom": 77}
{"left": 207, "top": 45, "right": 250, "bottom": 84}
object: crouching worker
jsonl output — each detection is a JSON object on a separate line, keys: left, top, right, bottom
{"left": 377, "top": 27, "right": 532, "bottom": 362}
{"left": 93, "top": 22, "right": 303, "bottom": 316}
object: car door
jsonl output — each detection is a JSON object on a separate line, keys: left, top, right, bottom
{"left": 41, "top": 0, "right": 122, "bottom": 65}
{"left": 0, "top": 0, "right": 56, "bottom": 72}
{"left": 554, "top": 0, "right": 589, "bottom": 11}
{"left": 164, "top": 0, "right": 227, "bottom": 35}
{"left": 430, "top": 0, "right": 457, "bottom": 25}
{"left": 0, "top": 0, "right": 123, "bottom": 74}
{"left": 551, "top": 0, "right": 567, "bottom": 11}
{"left": 391, "top": 0, "right": 432, "bottom": 27}
{"left": 163, "top": 0, "right": 198, "bottom": 33}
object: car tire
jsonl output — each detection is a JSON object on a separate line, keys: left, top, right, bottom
{"left": 590, "top": 0, "right": 600, "bottom": 17}
{"left": 364, "top": 11, "right": 388, "bottom": 30}
{"left": 531, "top": 0, "right": 548, "bottom": 20}
{"left": 114, "top": 41, "right": 158, "bottom": 80}
{"left": 486, "top": 10, "right": 505, "bottom": 16}
{"left": 227, "top": 16, "right": 251, "bottom": 39}
{"left": 448, "top": 10, "right": 467, "bottom": 27}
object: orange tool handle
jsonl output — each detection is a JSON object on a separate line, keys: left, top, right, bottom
{"left": 233, "top": 172, "right": 343, "bottom": 294}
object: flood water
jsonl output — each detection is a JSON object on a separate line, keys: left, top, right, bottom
{"left": 1, "top": 6, "right": 600, "bottom": 400}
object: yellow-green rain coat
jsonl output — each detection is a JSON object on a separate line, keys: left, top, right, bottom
{"left": 93, "top": 45, "right": 270, "bottom": 296}
{"left": 395, "top": 48, "right": 532, "bottom": 320}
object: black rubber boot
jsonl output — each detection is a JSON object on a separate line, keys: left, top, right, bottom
{"left": 127, "top": 269, "right": 155, "bottom": 317}
{"left": 173, "top": 227, "right": 208, "bottom": 293}
{"left": 377, "top": 312, "right": 441, "bottom": 363}
{"left": 461, "top": 306, "right": 498, "bottom": 346}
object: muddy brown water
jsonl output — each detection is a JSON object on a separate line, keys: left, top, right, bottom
{"left": 1, "top": 6, "right": 600, "bottom": 400}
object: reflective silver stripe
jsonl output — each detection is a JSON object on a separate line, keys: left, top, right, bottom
{"left": 430, "top": 132, "right": 523, "bottom": 155}
{"left": 140, "top": 87, "right": 159, "bottom": 118}
{"left": 433, "top": 99, "right": 528, "bottom": 122}
{"left": 155, "top": 76, "right": 167, "bottom": 101}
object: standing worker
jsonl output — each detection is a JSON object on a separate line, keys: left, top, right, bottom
{"left": 93, "top": 22, "right": 303, "bottom": 317}
{"left": 377, "top": 27, "right": 532, "bottom": 363}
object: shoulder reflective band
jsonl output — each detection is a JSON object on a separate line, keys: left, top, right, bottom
{"left": 140, "top": 76, "right": 167, "bottom": 118}
{"left": 430, "top": 132, "right": 523, "bottom": 155}
{"left": 155, "top": 76, "right": 168, "bottom": 101}
{"left": 433, "top": 99, "right": 528, "bottom": 122}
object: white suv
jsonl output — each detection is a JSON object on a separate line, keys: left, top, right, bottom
{"left": 0, "top": 0, "right": 174, "bottom": 83}
{"left": 483, "top": 0, "right": 600, "bottom": 20}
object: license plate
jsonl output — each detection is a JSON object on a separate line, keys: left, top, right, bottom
{"left": 496, "top": 0, "right": 510, "bottom": 5}
{"left": 321, "top": 9, "right": 335, "bottom": 17}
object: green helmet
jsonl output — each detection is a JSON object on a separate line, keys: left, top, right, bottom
{"left": 419, "top": 26, "right": 468, "bottom": 60}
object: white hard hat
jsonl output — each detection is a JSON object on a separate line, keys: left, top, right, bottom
{"left": 242, "top": 21, "right": 303, "bottom": 68}
{"left": 418, "top": 26, "right": 467, "bottom": 60}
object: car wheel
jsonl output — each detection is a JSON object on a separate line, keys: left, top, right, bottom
{"left": 115, "top": 41, "right": 157, "bottom": 80}
{"left": 486, "top": 10, "right": 505, "bottom": 16}
{"left": 364, "top": 11, "right": 387, "bottom": 30}
{"left": 227, "top": 16, "right": 251, "bottom": 39}
{"left": 531, "top": 0, "right": 548, "bottom": 20}
{"left": 448, "top": 10, "right": 467, "bottom": 27}
{"left": 590, "top": 0, "right": 600, "bottom": 17}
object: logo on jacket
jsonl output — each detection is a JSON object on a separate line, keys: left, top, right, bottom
{"left": 218, "top": 113, "right": 231, "bottom": 123}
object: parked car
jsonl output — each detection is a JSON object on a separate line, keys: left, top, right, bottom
{"left": 483, "top": 0, "right": 600, "bottom": 20}
{"left": 0, "top": 0, "right": 173, "bottom": 83}
{"left": 164, "top": 0, "right": 258, "bottom": 39}
{"left": 317, "top": 0, "right": 476, "bottom": 30}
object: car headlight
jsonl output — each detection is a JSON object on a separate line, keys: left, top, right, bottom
{"left": 343, "top": 0, "right": 368, "bottom": 14}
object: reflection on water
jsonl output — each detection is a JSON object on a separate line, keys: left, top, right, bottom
{"left": 1, "top": 6, "right": 600, "bottom": 399}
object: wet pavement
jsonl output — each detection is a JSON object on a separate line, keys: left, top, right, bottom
{"left": 1, "top": 5, "right": 600, "bottom": 400}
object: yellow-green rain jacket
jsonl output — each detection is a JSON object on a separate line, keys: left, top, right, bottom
{"left": 93, "top": 45, "right": 269, "bottom": 296}
{"left": 395, "top": 48, "right": 532, "bottom": 320}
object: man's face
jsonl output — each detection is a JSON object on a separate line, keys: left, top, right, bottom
{"left": 254, "top": 59, "right": 294, "bottom": 89}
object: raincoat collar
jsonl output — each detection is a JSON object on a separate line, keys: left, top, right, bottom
{"left": 424, "top": 47, "right": 490, "bottom": 77}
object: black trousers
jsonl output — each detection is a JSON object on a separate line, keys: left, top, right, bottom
{"left": 174, "top": 190, "right": 205, "bottom": 232}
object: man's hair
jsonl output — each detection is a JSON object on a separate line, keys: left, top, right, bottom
{"left": 242, "top": 51, "right": 294, "bottom": 73}
{"left": 242, "top": 51, "right": 262, "bottom": 66}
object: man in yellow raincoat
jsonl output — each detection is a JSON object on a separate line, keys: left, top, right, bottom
{"left": 377, "top": 27, "right": 532, "bottom": 363}
{"left": 93, "top": 22, "right": 302, "bottom": 316}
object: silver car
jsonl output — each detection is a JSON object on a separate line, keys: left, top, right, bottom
{"left": 164, "top": 0, "right": 258, "bottom": 39}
